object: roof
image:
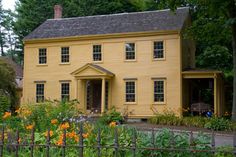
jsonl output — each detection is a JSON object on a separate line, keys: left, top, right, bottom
{"left": 24, "top": 7, "right": 189, "bottom": 40}
{"left": 0, "top": 57, "right": 23, "bottom": 78}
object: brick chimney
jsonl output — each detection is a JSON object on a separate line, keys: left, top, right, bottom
{"left": 54, "top": 5, "right": 62, "bottom": 19}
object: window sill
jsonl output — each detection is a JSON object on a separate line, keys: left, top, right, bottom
{"left": 124, "top": 59, "right": 137, "bottom": 62}
{"left": 36, "top": 64, "right": 48, "bottom": 67}
{"left": 152, "top": 102, "right": 166, "bottom": 105}
{"left": 93, "top": 61, "right": 103, "bottom": 64}
{"left": 59, "top": 62, "right": 71, "bottom": 65}
{"left": 153, "top": 58, "right": 166, "bottom": 61}
{"left": 124, "top": 102, "right": 137, "bottom": 105}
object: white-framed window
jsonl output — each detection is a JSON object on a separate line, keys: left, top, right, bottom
{"left": 153, "top": 41, "right": 164, "bottom": 59}
{"left": 61, "top": 47, "right": 70, "bottom": 63}
{"left": 39, "top": 48, "right": 47, "bottom": 64}
{"left": 125, "top": 43, "right": 135, "bottom": 60}
{"left": 154, "top": 79, "right": 165, "bottom": 103}
{"left": 125, "top": 80, "right": 136, "bottom": 102}
{"left": 93, "top": 45, "right": 102, "bottom": 61}
{"left": 61, "top": 83, "right": 70, "bottom": 101}
{"left": 36, "top": 84, "right": 44, "bottom": 103}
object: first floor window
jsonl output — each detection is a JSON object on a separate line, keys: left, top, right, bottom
{"left": 39, "top": 48, "right": 47, "bottom": 64}
{"left": 93, "top": 45, "right": 102, "bottom": 61}
{"left": 154, "top": 80, "right": 165, "bottom": 102}
{"left": 61, "top": 47, "right": 70, "bottom": 63}
{"left": 154, "top": 41, "right": 164, "bottom": 59}
{"left": 36, "top": 84, "right": 44, "bottom": 102}
{"left": 125, "top": 43, "right": 135, "bottom": 60}
{"left": 61, "top": 83, "right": 70, "bottom": 101}
{"left": 125, "top": 81, "right": 136, "bottom": 102}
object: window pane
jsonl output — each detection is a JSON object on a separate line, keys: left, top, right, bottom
{"left": 154, "top": 41, "right": 164, "bottom": 59}
{"left": 61, "top": 47, "right": 70, "bottom": 63}
{"left": 125, "top": 43, "right": 135, "bottom": 60}
{"left": 39, "top": 48, "right": 47, "bottom": 64}
{"left": 36, "top": 84, "right": 44, "bottom": 102}
{"left": 126, "top": 81, "right": 135, "bottom": 102}
{"left": 154, "top": 80, "right": 164, "bottom": 102}
{"left": 61, "top": 83, "right": 70, "bottom": 101}
{"left": 93, "top": 45, "right": 102, "bottom": 61}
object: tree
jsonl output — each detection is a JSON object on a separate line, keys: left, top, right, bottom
{"left": 0, "top": 58, "right": 18, "bottom": 112}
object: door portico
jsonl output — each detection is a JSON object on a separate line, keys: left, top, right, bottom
{"left": 71, "top": 63, "right": 114, "bottom": 114}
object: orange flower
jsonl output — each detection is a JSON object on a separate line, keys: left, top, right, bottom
{"left": 67, "top": 131, "right": 76, "bottom": 138}
{"left": 74, "top": 135, "right": 79, "bottom": 142}
{"left": 2, "top": 112, "right": 11, "bottom": 119}
{"left": 26, "top": 124, "right": 34, "bottom": 130}
{"left": 60, "top": 122, "right": 70, "bottom": 130}
{"left": 15, "top": 109, "right": 20, "bottom": 113}
{"left": 18, "top": 138, "right": 21, "bottom": 143}
{"left": 82, "top": 133, "right": 89, "bottom": 138}
{"left": 51, "top": 119, "right": 58, "bottom": 124}
{"left": 44, "top": 130, "right": 53, "bottom": 137}
{"left": 109, "top": 121, "right": 116, "bottom": 127}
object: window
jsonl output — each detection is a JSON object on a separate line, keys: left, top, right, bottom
{"left": 61, "top": 83, "right": 70, "bottom": 101}
{"left": 93, "top": 45, "right": 102, "bottom": 61}
{"left": 36, "top": 84, "right": 44, "bottom": 102}
{"left": 61, "top": 47, "right": 70, "bottom": 63}
{"left": 154, "top": 80, "right": 165, "bottom": 102}
{"left": 39, "top": 48, "right": 47, "bottom": 64}
{"left": 125, "top": 81, "right": 136, "bottom": 102}
{"left": 154, "top": 41, "right": 164, "bottom": 59}
{"left": 125, "top": 43, "right": 135, "bottom": 60}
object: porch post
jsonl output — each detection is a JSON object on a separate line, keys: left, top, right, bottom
{"left": 101, "top": 78, "right": 106, "bottom": 114}
{"left": 214, "top": 76, "right": 218, "bottom": 116}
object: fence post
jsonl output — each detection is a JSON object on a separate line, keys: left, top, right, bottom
{"left": 151, "top": 128, "right": 155, "bottom": 157}
{"left": 79, "top": 123, "right": 83, "bottom": 157}
{"left": 62, "top": 129, "right": 66, "bottom": 157}
{"left": 46, "top": 128, "right": 51, "bottom": 157}
{"left": 211, "top": 131, "right": 215, "bottom": 155}
{"left": 233, "top": 133, "right": 236, "bottom": 156}
{"left": 30, "top": 128, "right": 35, "bottom": 157}
{"left": 132, "top": 128, "right": 136, "bottom": 157}
{"left": 15, "top": 130, "right": 19, "bottom": 157}
{"left": 114, "top": 127, "right": 119, "bottom": 157}
{"left": 0, "top": 127, "right": 4, "bottom": 157}
{"left": 97, "top": 127, "right": 101, "bottom": 156}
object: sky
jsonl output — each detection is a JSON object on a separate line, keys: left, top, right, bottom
{"left": 2, "top": 0, "right": 16, "bottom": 11}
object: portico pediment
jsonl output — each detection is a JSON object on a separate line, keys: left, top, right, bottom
{"left": 71, "top": 63, "right": 114, "bottom": 79}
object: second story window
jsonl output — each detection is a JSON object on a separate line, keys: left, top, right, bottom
{"left": 125, "top": 43, "right": 135, "bottom": 60}
{"left": 61, "top": 47, "right": 70, "bottom": 63}
{"left": 36, "top": 84, "right": 44, "bottom": 103}
{"left": 154, "top": 41, "right": 164, "bottom": 59}
{"left": 61, "top": 83, "right": 70, "bottom": 101}
{"left": 93, "top": 45, "right": 102, "bottom": 61}
{"left": 39, "top": 48, "right": 47, "bottom": 64}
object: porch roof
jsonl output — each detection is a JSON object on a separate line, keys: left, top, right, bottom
{"left": 182, "top": 69, "right": 223, "bottom": 79}
{"left": 71, "top": 63, "right": 114, "bottom": 79}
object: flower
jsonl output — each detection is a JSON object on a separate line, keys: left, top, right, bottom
{"left": 15, "top": 109, "right": 20, "bottom": 113}
{"left": 51, "top": 119, "right": 58, "bottom": 124}
{"left": 18, "top": 138, "right": 21, "bottom": 143}
{"left": 60, "top": 122, "right": 70, "bottom": 130}
{"left": 2, "top": 112, "right": 11, "bottom": 119}
{"left": 26, "top": 124, "right": 34, "bottom": 130}
{"left": 67, "top": 131, "right": 76, "bottom": 138}
{"left": 44, "top": 130, "right": 53, "bottom": 137}
{"left": 109, "top": 121, "right": 116, "bottom": 127}
{"left": 82, "top": 133, "right": 89, "bottom": 138}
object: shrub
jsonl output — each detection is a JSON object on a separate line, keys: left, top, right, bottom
{"left": 204, "top": 117, "right": 231, "bottom": 131}
{"left": 148, "top": 112, "right": 183, "bottom": 126}
{"left": 98, "top": 107, "right": 124, "bottom": 125}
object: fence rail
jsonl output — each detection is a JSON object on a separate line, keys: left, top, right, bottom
{"left": 0, "top": 123, "right": 235, "bottom": 157}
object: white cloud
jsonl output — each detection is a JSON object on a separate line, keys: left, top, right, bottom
{"left": 2, "top": 0, "right": 16, "bottom": 11}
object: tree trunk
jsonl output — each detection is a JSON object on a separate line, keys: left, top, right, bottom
{"left": 229, "top": 1, "right": 236, "bottom": 121}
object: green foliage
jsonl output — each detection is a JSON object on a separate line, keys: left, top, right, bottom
{"left": 99, "top": 107, "right": 124, "bottom": 124}
{"left": 149, "top": 113, "right": 234, "bottom": 131}
{"left": 204, "top": 117, "right": 231, "bottom": 131}
{"left": 0, "top": 94, "right": 10, "bottom": 114}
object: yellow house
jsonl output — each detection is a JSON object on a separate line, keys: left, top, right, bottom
{"left": 22, "top": 6, "right": 224, "bottom": 118}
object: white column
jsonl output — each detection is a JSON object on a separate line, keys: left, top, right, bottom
{"left": 101, "top": 78, "right": 106, "bottom": 114}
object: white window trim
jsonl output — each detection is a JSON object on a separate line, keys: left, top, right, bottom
{"left": 92, "top": 44, "right": 103, "bottom": 63}
{"left": 152, "top": 78, "right": 166, "bottom": 105}
{"left": 124, "top": 78, "right": 137, "bottom": 104}
{"left": 60, "top": 47, "right": 70, "bottom": 64}
{"left": 38, "top": 48, "right": 47, "bottom": 65}
{"left": 152, "top": 40, "right": 166, "bottom": 61}
{"left": 124, "top": 42, "right": 137, "bottom": 62}
{"left": 60, "top": 82, "right": 70, "bottom": 101}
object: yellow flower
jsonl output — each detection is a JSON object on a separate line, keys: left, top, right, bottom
{"left": 109, "top": 121, "right": 116, "bottom": 127}
{"left": 60, "top": 122, "right": 70, "bottom": 130}
{"left": 44, "top": 130, "right": 53, "bottom": 137}
{"left": 82, "top": 133, "right": 89, "bottom": 138}
{"left": 26, "top": 124, "right": 34, "bottom": 130}
{"left": 51, "top": 119, "right": 58, "bottom": 124}
{"left": 2, "top": 112, "right": 11, "bottom": 119}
